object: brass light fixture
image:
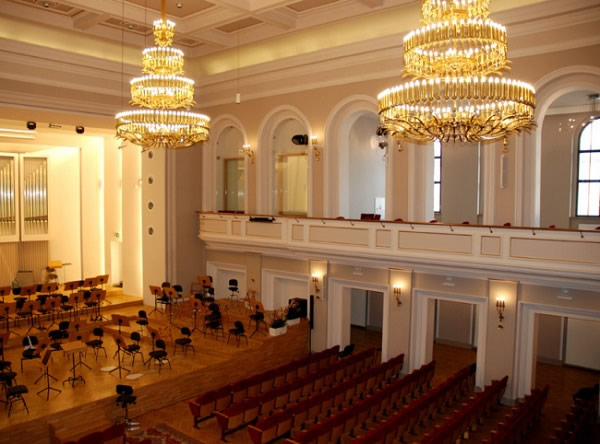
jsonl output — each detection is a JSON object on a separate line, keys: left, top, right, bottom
{"left": 241, "top": 144, "right": 255, "bottom": 164}
{"left": 393, "top": 285, "right": 402, "bottom": 306}
{"left": 115, "top": 0, "right": 210, "bottom": 149}
{"left": 496, "top": 297, "right": 505, "bottom": 329}
{"left": 378, "top": 0, "right": 535, "bottom": 149}
{"left": 311, "top": 274, "right": 321, "bottom": 296}
{"left": 311, "top": 136, "right": 321, "bottom": 161}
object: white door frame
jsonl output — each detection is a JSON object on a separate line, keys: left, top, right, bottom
{"left": 261, "top": 268, "right": 310, "bottom": 312}
{"left": 411, "top": 288, "right": 488, "bottom": 389}
{"left": 206, "top": 261, "right": 247, "bottom": 300}
{"left": 328, "top": 278, "right": 390, "bottom": 362}
{"left": 514, "top": 301, "right": 600, "bottom": 400}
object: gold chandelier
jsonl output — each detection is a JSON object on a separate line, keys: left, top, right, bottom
{"left": 115, "top": 0, "right": 210, "bottom": 149}
{"left": 378, "top": 0, "right": 535, "bottom": 148}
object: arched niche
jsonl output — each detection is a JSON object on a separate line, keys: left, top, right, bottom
{"left": 256, "top": 105, "right": 313, "bottom": 215}
{"left": 202, "top": 115, "right": 249, "bottom": 213}
{"left": 540, "top": 91, "right": 600, "bottom": 228}
{"left": 521, "top": 66, "right": 600, "bottom": 226}
{"left": 324, "top": 95, "right": 391, "bottom": 218}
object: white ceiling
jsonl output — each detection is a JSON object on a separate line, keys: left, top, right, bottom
{"left": 1, "top": 0, "right": 415, "bottom": 57}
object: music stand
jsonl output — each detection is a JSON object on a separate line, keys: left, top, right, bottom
{"left": 0, "top": 332, "right": 9, "bottom": 363}
{"left": 91, "top": 290, "right": 107, "bottom": 321}
{"left": 200, "top": 276, "right": 212, "bottom": 297}
{"left": 163, "top": 287, "right": 178, "bottom": 326}
{"left": 63, "top": 280, "right": 80, "bottom": 295}
{"left": 24, "top": 301, "right": 39, "bottom": 335}
{"left": 191, "top": 301, "right": 202, "bottom": 335}
{"left": 83, "top": 277, "right": 98, "bottom": 289}
{"left": 149, "top": 286, "right": 163, "bottom": 315}
{"left": 111, "top": 314, "right": 131, "bottom": 336}
{"left": 2, "top": 303, "right": 19, "bottom": 336}
{"left": 37, "top": 349, "right": 61, "bottom": 400}
{"left": 21, "top": 285, "right": 37, "bottom": 301}
{"left": 42, "top": 282, "right": 59, "bottom": 297}
{"left": 110, "top": 335, "right": 131, "bottom": 379}
{"left": 0, "top": 286, "right": 11, "bottom": 303}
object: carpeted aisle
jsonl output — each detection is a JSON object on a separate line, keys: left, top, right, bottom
{"left": 127, "top": 424, "right": 205, "bottom": 444}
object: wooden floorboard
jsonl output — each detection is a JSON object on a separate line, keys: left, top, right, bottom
{"left": 2, "top": 312, "right": 598, "bottom": 443}
{"left": 0, "top": 296, "right": 309, "bottom": 443}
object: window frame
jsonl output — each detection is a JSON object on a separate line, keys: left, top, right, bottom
{"left": 433, "top": 140, "right": 442, "bottom": 214}
{"left": 575, "top": 117, "right": 600, "bottom": 217}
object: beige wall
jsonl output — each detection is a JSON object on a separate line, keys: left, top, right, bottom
{"left": 436, "top": 300, "right": 474, "bottom": 347}
{"left": 201, "top": 44, "right": 600, "bottom": 225}
{"left": 440, "top": 142, "right": 479, "bottom": 224}
{"left": 536, "top": 313, "right": 562, "bottom": 363}
{"left": 541, "top": 112, "right": 600, "bottom": 229}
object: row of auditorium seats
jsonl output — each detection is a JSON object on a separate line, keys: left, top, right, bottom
{"left": 421, "top": 376, "right": 509, "bottom": 443}
{"left": 482, "top": 384, "right": 549, "bottom": 443}
{"left": 549, "top": 388, "right": 596, "bottom": 444}
{"left": 215, "top": 348, "right": 377, "bottom": 439}
{"left": 189, "top": 346, "right": 339, "bottom": 426}
{"left": 351, "top": 363, "right": 476, "bottom": 444}
{"left": 249, "top": 354, "right": 405, "bottom": 444}
{"left": 285, "top": 356, "right": 431, "bottom": 444}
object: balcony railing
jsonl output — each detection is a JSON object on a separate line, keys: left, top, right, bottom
{"left": 198, "top": 213, "right": 600, "bottom": 287}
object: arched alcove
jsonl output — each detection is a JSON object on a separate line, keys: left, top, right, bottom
{"left": 256, "top": 105, "right": 313, "bottom": 215}
{"left": 521, "top": 66, "right": 600, "bottom": 226}
{"left": 202, "top": 115, "right": 249, "bottom": 213}
{"left": 540, "top": 90, "right": 600, "bottom": 229}
{"left": 324, "top": 95, "right": 389, "bottom": 218}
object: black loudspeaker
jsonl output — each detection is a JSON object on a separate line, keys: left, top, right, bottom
{"left": 309, "top": 295, "right": 314, "bottom": 330}
{"left": 288, "top": 297, "right": 307, "bottom": 318}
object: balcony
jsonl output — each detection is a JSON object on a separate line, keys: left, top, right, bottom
{"left": 198, "top": 213, "right": 600, "bottom": 288}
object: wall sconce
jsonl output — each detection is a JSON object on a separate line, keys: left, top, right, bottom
{"left": 496, "top": 297, "right": 505, "bottom": 329}
{"left": 241, "top": 144, "right": 255, "bottom": 164}
{"left": 393, "top": 285, "right": 402, "bottom": 306}
{"left": 311, "top": 273, "right": 320, "bottom": 297}
{"left": 311, "top": 136, "right": 321, "bottom": 162}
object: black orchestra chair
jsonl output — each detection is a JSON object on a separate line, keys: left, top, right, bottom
{"left": 116, "top": 384, "right": 137, "bottom": 428}
{"left": 174, "top": 327, "right": 194, "bottom": 356}
{"left": 228, "top": 279, "right": 239, "bottom": 301}
{"left": 227, "top": 321, "right": 248, "bottom": 347}
{"left": 85, "top": 327, "right": 107, "bottom": 360}
{"left": 125, "top": 331, "right": 144, "bottom": 365}
{"left": 249, "top": 304, "right": 267, "bottom": 337}
{"left": 135, "top": 310, "right": 149, "bottom": 334}
{"left": 147, "top": 339, "right": 171, "bottom": 373}
{"left": 5, "top": 379, "right": 29, "bottom": 417}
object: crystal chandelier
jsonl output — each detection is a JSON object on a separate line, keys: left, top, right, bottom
{"left": 378, "top": 0, "right": 535, "bottom": 148}
{"left": 115, "top": 0, "right": 210, "bottom": 149}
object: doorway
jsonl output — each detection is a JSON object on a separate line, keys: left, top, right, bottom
{"left": 350, "top": 289, "right": 383, "bottom": 353}
{"left": 432, "top": 299, "right": 478, "bottom": 386}
{"left": 411, "top": 289, "right": 487, "bottom": 389}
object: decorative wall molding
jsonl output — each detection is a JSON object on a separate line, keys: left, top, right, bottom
{"left": 199, "top": 213, "right": 600, "bottom": 290}
{"left": 411, "top": 288, "right": 487, "bottom": 389}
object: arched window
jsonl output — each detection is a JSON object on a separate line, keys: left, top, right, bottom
{"left": 576, "top": 118, "right": 600, "bottom": 216}
{"left": 433, "top": 140, "right": 442, "bottom": 214}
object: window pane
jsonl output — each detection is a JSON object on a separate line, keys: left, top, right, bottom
{"left": 578, "top": 182, "right": 600, "bottom": 216}
{"left": 592, "top": 153, "right": 600, "bottom": 180}
{"left": 579, "top": 151, "right": 591, "bottom": 180}
{"left": 434, "top": 183, "right": 441, "bottom": 213}
{"left": 434, "top": 158, "right": 441, "bottom": 182}
{"left": 580, "top": 119, "right": 600, "bottom": 151}
{"left": 434, "top": 140, "right": 441, "bottom": 157}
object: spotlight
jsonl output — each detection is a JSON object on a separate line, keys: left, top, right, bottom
{"left": 75, "top": 126, "right": 85, "bottom": 134}
{"left": 291, "top": 134, "right": 308, "bottom": 145}
{"left": 26, "top": 121, "right": 36, "bottom": 130}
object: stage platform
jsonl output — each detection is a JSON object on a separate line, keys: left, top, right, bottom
{"left": 0, "top": 295, "right": 309, "bottom": 443}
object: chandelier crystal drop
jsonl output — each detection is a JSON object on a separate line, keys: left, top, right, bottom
{"left": 115, "top": 0, "right": 209, "bottom": 149}
{"left": 378, "top": 0, "right": 535, "bottom": 146}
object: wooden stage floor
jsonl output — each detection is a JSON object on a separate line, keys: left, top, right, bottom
{"left": 1, "top": 295, "right": 598, "bottom": 443}
{"left": 0, "top": 293, "right": 309, "bottom": 443}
